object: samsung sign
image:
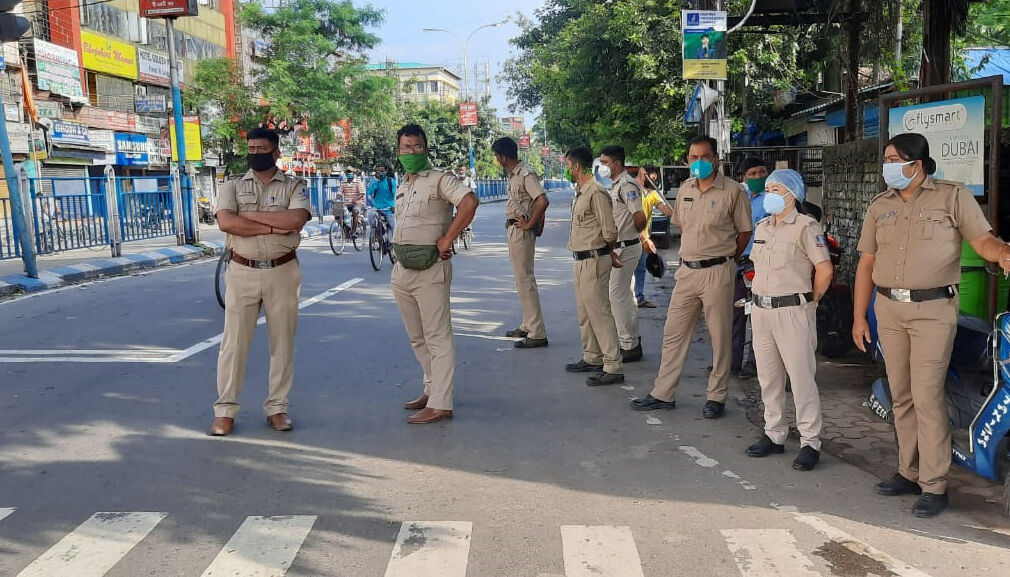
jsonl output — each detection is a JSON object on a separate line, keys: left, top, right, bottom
{"left": 114, "top": 133, "right": 150, "bottom": 166}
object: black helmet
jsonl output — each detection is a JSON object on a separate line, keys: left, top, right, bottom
{"left": 646, "top": 253, "right": 666, "bottom": 278}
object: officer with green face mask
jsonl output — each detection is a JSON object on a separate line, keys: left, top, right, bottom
{"left": 732, "top": 157, "right": 770, "bottom": 379}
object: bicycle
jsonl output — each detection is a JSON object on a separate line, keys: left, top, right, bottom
{"left": 327, "top": 197, "right": 367, "bottom": 255}
{"left": 368, "top": 208, "right": 396, "bottom": 271}
{"left": 215, "top": 247, "right": 230, "bottom": 309}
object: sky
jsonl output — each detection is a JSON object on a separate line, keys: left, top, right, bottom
{"left": 365, "top": 0, "right": 548, "bottom": 122}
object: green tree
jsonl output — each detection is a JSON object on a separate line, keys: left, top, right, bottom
{"left": 185, "top": 58, "right": 260, "bottom": 176}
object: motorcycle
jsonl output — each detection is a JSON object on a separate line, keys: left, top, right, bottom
{"left": 816, "top": 231, "right": 854, "bottom": 358}
{"left": 198, "top": 197, "right": 216, "bottom": 225}
{"left": 866, "top": 288, "right": 1010, "bottom": 517}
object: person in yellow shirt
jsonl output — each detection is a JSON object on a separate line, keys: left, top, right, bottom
{"left": 634, "top": 166, "right": 672, "bottom": 308}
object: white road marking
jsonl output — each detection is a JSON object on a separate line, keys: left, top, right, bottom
{"left": 453, "top": 332, "right": 517, "bottom": 341}
{"left": 0, "top": 507, "right": 15, "bottom": 522}
{"left": 721, "top": 470, "right": 757, "bottom": 490}
{"left": 384, "top": 521, "right": 472, "bottom": 577}
{"left": 645, "top": 417, "right": 662, "bottom": 425}
{"left": 200, "top": 515, "right": 316, "bottom": 577}
{"left": 560, "top": 525, "right": 645, "bottom": 577}
{"left": 722, "top": 529, "right": 820, "bottom": 576}
{"left": 16, "top": 512, "right": 166, "bottom": 577}
{"left": 793, "top": 513, "right": 933, "bottom": 577}
{"left": 678, "top": 445, "right": 719, "bottom": 467}
{"left": 0, "top": 278, "right": 363, "bottom": 364}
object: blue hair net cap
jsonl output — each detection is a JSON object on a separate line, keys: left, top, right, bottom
{"left": 766, "top": 169, "right": 806, "bottom": 202}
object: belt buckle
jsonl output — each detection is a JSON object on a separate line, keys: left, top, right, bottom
{"left": 891, "top": 288, "right": 911, "bottom": 302}
{"left": 756, "top": 295, "right": 772, "bottom": 308}
{"left": 255, "top": 260, "right": 273, "bottom": 270}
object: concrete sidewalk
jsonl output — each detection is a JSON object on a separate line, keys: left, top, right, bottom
{"left": 0, "top": 219, "right": 333, "bottom": 298}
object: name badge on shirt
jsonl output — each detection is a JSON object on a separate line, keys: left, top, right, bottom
{"left": 754, "top": 239, "right": 766, "bottom": 244}
{"left": 878, "top": 210, "right": 897, "bottom": 221}
{"left": 683, "top": 197, "right": 694, "bottom": 202}
{"left": 815, "top": 235, "right": 826, "bottom": 247}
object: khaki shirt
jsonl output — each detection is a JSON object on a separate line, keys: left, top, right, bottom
{"left": 751, "top": 210, "right": 831, "bottom": 297}
{"left": 609, "top": 171, "right": 644, "bottom": 242}
{"left": 857, "top": 178, "right": 991, "bottom": 289}
{"left": 568, "top": 178, "right": 617, "bottom": 251}
{"left": 506, "top": 162, "right": 546, "bottom": 220}
{"left": 217, "top": 170, "right": 311, "bottom": 261}
{"left": 392, "top": 168, "right": 474, "bottom": 245}
{"left": 674, "top": 174, "right": 752, "bottom": 261}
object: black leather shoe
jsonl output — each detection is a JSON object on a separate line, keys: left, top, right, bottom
{"left": 587, "top": 372, "right": 624, "bottom": 386}
{"left": 565, "top": 360, "right": 604, "bottom": 373}
{"left": 621, "top": 343, "right": 643, "bottom": 363}
{"left": 630, "top": 394, "right": 676, "bottom": 411}
{"left": 875, "top": 473, "right": 922, "bottom": 496}
{"left": 702, "top": 400, "right": 725, "bottom": 419}
{"left": 515, "top": 337, "right": 548, "bottom": 349}
{"left": 736, "top": 364, "right": 757, "bottom": 380}
{"left": 913, "top": 492, "right": 949, "bottom": 518}
{"left": 746, "top": 435, "right": 785, "bottom": 457}
{"left": 792, "top": 446, "right": 820, "bottom": 471}
{"left": 506, "top": 328, "right": 529, "bottom": 338}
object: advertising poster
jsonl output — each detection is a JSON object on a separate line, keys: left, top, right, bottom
{"left": 682, "top": 10, "right": 727, "bottom": 80}
{"left": 459, "top": 102, "right": 478, "bottom": 127}
{"left": 34, "top": 39, "right": 86, "bottom": 101}
{"left": 114, "top": 132, "right": 150, "bottom": 166}
{"left": 81, "top": 31, "right": 138, "bottom": 81}
{"left": 170, "top": 116, "right": 203, "bottom": 162}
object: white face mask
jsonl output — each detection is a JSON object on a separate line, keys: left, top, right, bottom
{"left": 596, "top": 165, "right": 612, "bottom": 179}
{"left": 882, "top": 161, "right": 917, "bottom": 190}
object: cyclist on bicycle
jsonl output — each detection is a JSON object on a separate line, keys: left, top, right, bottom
{"left": 368, "top": 162, "right": 396, "bottom": 240}
{"left": 342, "top": 169, "right": 366, "bottom": 238}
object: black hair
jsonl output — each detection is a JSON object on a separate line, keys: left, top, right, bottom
{"left": 491, "top": 137, "right": 519, "bottom": 160}
{"left": 396, "top": 124, "right": 428, "bottom": 147}
{"left": 600, "top": 145, "right": 626, "bottom": 165}
{"left": 374, "top": 162, "right": 387, "bottom": 169}
{"left": 887, "top": 133, "right": 937, "bottom": 175}
{"left": 739, "top": 156, "right": 768, "bottom": 175}
{"left": 644, "top": 165, "right": 659, "bottom": 175}
{"left": 247, "top": 127, "right": 279, "bottom": 148}
{"left": 701, "top": 33, "right": 710, "bottom": 40}
{"left": 687, "top": 135, "right": 718, "bottom": 157}
{"left": 565, "top": 146, "right": 593, "bottom": 171}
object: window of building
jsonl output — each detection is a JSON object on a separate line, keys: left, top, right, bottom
{"left": 429, "top": 81, "right": 438, "bottom": 94}
{"left": 416, "top": 82, "right": 425, "bottom": 94}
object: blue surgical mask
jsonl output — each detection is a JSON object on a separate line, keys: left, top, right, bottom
{"left": 763, "top": 193, "right": 788, "bottom": 215}
{"left": 690, "top": 160, "right": 714, "bottom": 180}
{"left": 882, "top": 161, "right": 916, "bottom": 190}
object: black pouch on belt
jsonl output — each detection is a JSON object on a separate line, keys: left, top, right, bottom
{"left": 392, "top": 244, "right": 440, "bottom": 270}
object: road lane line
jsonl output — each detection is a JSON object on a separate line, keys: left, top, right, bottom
{"left": 560, "top": 525, "right": 645, "bottom": 577}
{"left": 678, "top": 445, "right": 719, "bottom": 467}
{"left": 0, "top": 507, "right": 15, "bottom": 522}
{"left": 721, "top": 529, "right": 820, "bottom": 577}
{"left": 200, "top": 515, "right": 316, "bottom": 577}
{"left": 793, "top": 513, "right": 933, "bottom": 577}
{"left": 16, "top": 512, "right": 166, "bottom": 577}
{"left": 383, "top": 521, "right": 472, "bottom": 577}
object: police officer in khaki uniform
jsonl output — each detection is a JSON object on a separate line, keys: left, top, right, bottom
{"left": 563, "top": 146, "right": 624, "bottom": 386}
{"left": 393, "top": 124, "right": 479, "bottom": 425}
{"left": 745, "top": 169, "right": 833, "bottom": 471}
{"left": 210, "top": 128, "right": 312, "bottom": 436}
{"left": 492, "top": 137, "right": 549, "bottom": 348}
{"left": 631, "top": 135, "right": 752, "bottom": 418}
{"left": 853, "top": 133, "right": 1010, "bottom": 517}
{"left": 599, "top": 145, "right": 647, "bottom": 363}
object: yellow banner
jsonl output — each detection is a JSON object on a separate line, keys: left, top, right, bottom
{"left": 81, "top": 31, "right": 138, "bottom": 80}
{"left": 683, "top": 60, "right": 727, "bottom": 81}
{"left": 170, "top": 116, "right": 203, "bottom": 162}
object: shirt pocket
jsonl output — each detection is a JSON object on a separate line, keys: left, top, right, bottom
{"left": 402, "top": 190, "right": 427, "bottom": 217}
{"left": 770, "top": 243, "right": 794, "bottom": 269}
{"left": 576, "top": 201, "right": 597, "bottom": 228}
{"left": 875, "top": 217, "right": 896, "bottom": 246}
{"left": 236, "top": 192, "right": 259, "bottom": 212}
{"left": 917, "top": 209, "right": 956, "bottom": 241}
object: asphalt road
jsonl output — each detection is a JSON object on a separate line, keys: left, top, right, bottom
{"left": 0, "top": 188, "right": 1008, "bottom": 576}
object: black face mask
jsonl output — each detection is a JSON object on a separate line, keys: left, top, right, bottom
{"left": 248, "top": 152, "right": 276, "bottom": 172}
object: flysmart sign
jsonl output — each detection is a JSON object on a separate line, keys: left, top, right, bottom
{"left": 81, "top": 31, "right": 138, "bottom": 80}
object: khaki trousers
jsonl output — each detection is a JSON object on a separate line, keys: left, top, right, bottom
{"left": 392, "top": 259, "right": 456, "bottom": 410}
{"left": 215, "top": 258, "right": 301, "bottom": 418}
{"left": 752, "top": 301, "right": 823, "bottom": 450}
{"left": 651, "top": 261, "right": 734, "bottom": 402}
{"left": 574, "top": 255, "right": 623, "bottom": 374}
{"left": 610, "top": 243, "right": 643, "bottom": 350}
{"left": 507, "top": 226, "right": 547, "bottom": 339}
{"left": 875, "top": 296, "right": 957, "bottom": 493}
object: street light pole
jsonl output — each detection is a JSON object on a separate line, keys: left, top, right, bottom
{"left": 167, "top": 16, "right": 195, "bottom": 244}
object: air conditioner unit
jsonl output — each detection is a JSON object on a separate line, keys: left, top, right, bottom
{"left": 135, "top": 85, "right": 147, "bottom": 97}
{"left": 198, "top": 0, "right": 209, "bottom": 5}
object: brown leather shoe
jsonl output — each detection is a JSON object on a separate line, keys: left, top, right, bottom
{"left": 209, "top": 417, "right": 234, "bottom": 436}
{"left": 266, "top": 413, "right": 293, "bottom": 431}
{"left": 406, "top": 408, "right": 453, "bottom": 424}
{"left": 404, "top": 394, "right": 429, "bottom": 410}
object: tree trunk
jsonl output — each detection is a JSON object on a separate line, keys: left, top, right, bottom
{"left": 844, "top": 0, "right": 862, "bottom": 143}
{"left": 920, "top": 0, "right": 952, "bottom": 90}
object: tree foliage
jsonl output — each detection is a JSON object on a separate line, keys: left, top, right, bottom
{"left": 185, "top": 58, "right": 260, "bottom": 176}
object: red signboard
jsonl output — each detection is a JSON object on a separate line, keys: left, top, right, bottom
{"left": 541, "top": 146, "right": 551, "bottom": 158}
{"left": 519, "top": 134, "right": 531, "bottom": 149}
{"left": 139, "top": 0, "right": 198, "bottom": 18}
{"left": 459, "top": 102, "right": 478, "bottom": 127}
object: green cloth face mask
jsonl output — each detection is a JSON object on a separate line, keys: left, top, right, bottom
{"left": 399, "top": 153, "right": 430, "bottom": 174}
{"left": 746, "top": 176, "right": 767, "bottom": 193}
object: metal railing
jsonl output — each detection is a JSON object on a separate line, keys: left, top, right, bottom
{"left": 1, "top": 198, "right": 17, "bottom": 260}
{"left": 27, "top": 177, "right": 110, "bottom": 254}
{"left": 117, "top": 176, "right": 176, "bottom": 242}
{"left": 476, "top": 179, "right": 508, "bottom": 202}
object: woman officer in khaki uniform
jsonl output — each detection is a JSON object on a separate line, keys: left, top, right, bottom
{"left": 852, "top": 133, "right": 1010, "bottom": 517}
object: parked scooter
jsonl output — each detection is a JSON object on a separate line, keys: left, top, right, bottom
{"left": 198, "top": 197, "right": 215, "bottom": 225}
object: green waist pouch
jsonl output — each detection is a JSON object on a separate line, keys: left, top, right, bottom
{"left": 392, "top": 243, "right": 440, "bottom": 270}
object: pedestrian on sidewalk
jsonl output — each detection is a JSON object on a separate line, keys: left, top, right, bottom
{"left": 633, "top": 166, "right": 672, "bottom": 308}
{"left": 631, "top": 135, "right": 752, "bottom": 418}
{"left": 392, "top": 124, "right": 478, "bottom": 425}
{"left": 599, "top": 146, "right": 647, "bottom": 363}
{"left": 563, "top": 146, "right": 625, "bottom": 386}
{"left": 744, "top": 169, "right": 832, "bottom": 471}
{"left": 732, "top": 157, "right": 771, "bottom": 380}
{"left": 493, "top": 136, "right": 550, "bottom": 349}
{"left": 210, "top": 127, "right": 312, "bottom": 436}
{"left": 852, "top": 133, "right": 1010, "bottom": 517}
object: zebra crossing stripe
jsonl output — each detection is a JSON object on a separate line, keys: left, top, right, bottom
{"left": 0, "top": 508, "right": 15, "bottom": 523}
{"left": 383, "top": 521, "right": 473, "bottom": 577}
{"left": 15, "top": 512, "right": 166, "bottom": 577}
{"left": 721, "top": 529, "right": 820, "bottom": 577}
{"left": 200, "top": 515, "right": 316, "bottom": 577}
{"left": 793, "top": 514, "right": 933, "bottom": 577}
{"left": 560, "top": 525, "right": 645, "bottom": 577}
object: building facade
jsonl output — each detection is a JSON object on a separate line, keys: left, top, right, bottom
{"left": 365, "top": 62, "right": 461, "bottom": 105}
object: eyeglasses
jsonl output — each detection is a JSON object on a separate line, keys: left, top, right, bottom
{"left": 398, "top": 145, "right": 426, "bottom": 154}
{"left": 248, "top": 146, "right": 276, "bottom": 154}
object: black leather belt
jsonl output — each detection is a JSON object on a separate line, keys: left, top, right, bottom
{"left": 877, "top": 285, "right": 956, "bottom": 303}
{"left": 615, "top": 238, "right": 641, "bottom": 248}
{"left": 573, "top": 247, "right": 613, "bottom": 261}
{"left": 681, "top": 256, "right": 730, "bottom": 269}
{"left": 753, "top": 293, "right": 814, "bottom": 309}
{"left": 231, "top": 250, "right": 297, "bottom": 269}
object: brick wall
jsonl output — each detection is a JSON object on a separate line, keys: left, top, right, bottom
{"left": 822, "top": 138, "right": 880, "bottom": 285}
